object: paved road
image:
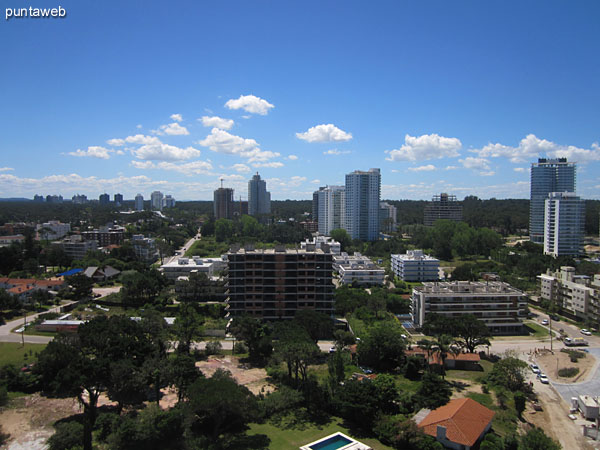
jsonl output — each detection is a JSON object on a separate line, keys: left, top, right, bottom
{"left": 164, "top": 231, "right": 200, "bottom": 265}
{"left": 552, "top": 347, "right": 600, "bottom": 402}
{"left": 0, "top": 302, "right": 76, "bottom": 344}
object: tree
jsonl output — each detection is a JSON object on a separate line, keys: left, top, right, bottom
{"left": 186, "top": 369, "right": 259, "bottom": 441}
{"left": 35, "top": 316, "right": 156, "bottom": 450}
{"left": 455, "top": 314, "right": 491, "bottom": 353}
{"left": 294, "top": 309, "right": 332, "bottom": 343}
{"left": 518, "top": 427, "right": 561, "bottom": 450}
{"left": 357, "top": 322, "right": 406, "bottom": 371}
{"left": 215, "top": 219, "right": 234, "bottom": 242}
{"left": 67, "top": 273, "right": 94, "bottom": 300}
{"left": 413, "top": 371, "right": 451, "bottom": 409}
{"left": 514, "top": 391, "right": 526, "bottom": 419}
{"left": 229, "top": 316, "right": 272, "bottom": 362}
{"left": 168, "top": 353, "right": 203, "bottom": 402}
{"left": 330, "top": 228, "right": 351, "bottom": 251}
{"left": 487, "top": 354, "right": 528, "bottom": 391}
{"left": 272, "top": 323, "right": 320, "bottom": 386}
{"left": 435, "top": 334, "right": 453, "bottom": 378}
{"left": 173, "top": 302, "right": 204, "bottom": 354}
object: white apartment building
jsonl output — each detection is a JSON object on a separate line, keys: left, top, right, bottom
{"left": 36, "top": 220, "right": 71, "bottom": 240}
{"left": 538, "top": 266, "right": 600, "bottom": 322}
{"left": 317, "top": 186, "right": 345, "bottom": 235}
{"left": 135, "top": 193, "right": 144, "bottom": 211}
{"left": 131, "top": 234, "right": 158, "bottom": 263}
{"left": 333, "top": 252, "right": 385, "bottom": 286}
{"left": 160, "top": 256, "right": 227, "bottom": 280}
{"left": 544, "top": 192, "right": 585, "bottom": 257}
{"left": 391, "top": 250, "right": 439, "bottom": 282}
{"left": 162, "top": 195, "right": 176, "bottom": 208}
{"left": 344, "top": 168, "right": 381, "bottom": 241}
{"left": 151, "top": 191, "right": 164, "bottom": 211}
{"left": 412, "top": 281, "right": 528, "bottom": 335}
{"left": 300, "top": 236, "right": 341, "bottom": 255}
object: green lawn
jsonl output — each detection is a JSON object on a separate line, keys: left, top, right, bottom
{"left": 466, "top": 391, "right": 494, "bottom": 409}
{"left": 0, "top": 342, "right": 47, "bottom": 367}
{"left": 523, "top": 321, "right": 552, "bottom": 338}
{"left": 248, "top": 416, "right": 394, "bottom": 450}
{"left": 445, "top": 359, "right": 493, "bottom": 383}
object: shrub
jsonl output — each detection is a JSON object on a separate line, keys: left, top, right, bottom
{"left": 0, "top": 385, "right": 7, "bottom": 406}
{"left": 204, "top": 341, "right": 222, "bottom": 356}
{"left": 558, "top": 367, "right": 579, "bottom": 378}
{"left": 233, "top": 342, "right": 248, "bottom": 354}
{"left": 47, "top": 421, "right": 84, "bottom": 450}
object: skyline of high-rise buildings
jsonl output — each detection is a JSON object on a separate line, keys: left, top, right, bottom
{"left": 248, "top": 172, "right": 271, "bottom": 216}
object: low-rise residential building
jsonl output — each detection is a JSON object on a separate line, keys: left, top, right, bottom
{"left": 0, "top": 235, "right": 25, "bottom": 247}
{"left": 160, "top": 256, "right": 227, "bottom": 280}
{"left": 0, "top": 222, "right": 34, "bottom": 236}
{"left": 226, "top": 244, "right": 334, "bottom": 319}
{"left": 83, "top": 266, "right": 121, "bottom": 281}
{"left": 411, "top": 281, "right": 527, "bottom": 335}
{"left": 391, "top": 250, "right": 439, "bottom": 282}
{"left": 417, "top": 398, "right": 494, "bottom": 450}
{"left": 53, "top": 235, "right": 98, "bottom": 260}
{"left": 81, "top": 225, "right": 125, "bottom": 247}
{"left": 36, "top": 220, "right": 71, "bottom": 240}
{"left": 538, "top": 266, "right": 600, "bottom": 323}
{"left": 0, "top": 278, "right": 66, "bottom": 299}
{"left": 333, "top": 252, "right": 385, "bottom": 286}
{"left": 131, "top": 234, "right": 158, "bottom": 263}
{"left": 300, "top": 236, "right": 341, "bottom": 255}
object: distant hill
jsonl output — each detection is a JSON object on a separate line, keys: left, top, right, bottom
{"left": 0, "top": 198, "right": 32, "bottom": 202}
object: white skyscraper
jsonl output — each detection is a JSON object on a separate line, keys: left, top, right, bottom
{"left": 135, "top": 193, "right": 144, "bottom": 211}
{"left": 530, "top": 158, "right": 576, "bottom": 244}
{"left": 544, "top": 192, "right": 585, "bottom": 257}
{"left": 248, "top": 172, "right": 271, "bottom": 216}
{"left": 151, "top": 191, "right": 164, "bottom": 211}
{"left": 344, "top": 168, "right": 381, "bottom": 241}
{"left": 317, "top": 186, "right": 345, "bottom": 235}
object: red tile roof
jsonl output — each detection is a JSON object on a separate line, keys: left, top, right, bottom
{"left": 418, "top": 398, "right": 495, "bottom": 447}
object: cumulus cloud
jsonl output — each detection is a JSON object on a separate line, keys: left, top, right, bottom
{"left": 289, "top": 176, "right": 307, "bottom": 186}
{"left": 107, "top": 138, "right": 125, "bottom": 147}
{"left": 225, "top": 94, "right": 274, "bottom": 115}
{"left": 131, "top": 160, "right": 213, "bottom": 176}
{"left": 133, "top": 143, "right": 201, "bottom": 161}
{"left": 407, "top": 164, "right": 436, "bottom": 172}
{"left": 67, "top": 146, "right": 113, "bottom": 159}
{"left": 252, "top": 162, "right": 284, "bottom": 168}
{"left": 156, "top": 122, "right": 190, "bottom": 136}
{"left": 385, "top": 133, "right": 462, "bottom": 161}
{"left": 231, "top": 163, "right": 251, "bottom": 173}
{"left": 459, "top": 157, "right": 494, "bottom": 176}
{"left": 323, "top": 149, "right": 351, "bottom": 155}
{"left": 125, "top": 134, "right": 161, "bottom": 145}
{"left": 0, "top": 167, "right": 14, "bottom": 172}
{"left": 136, "top": 124, "right": 143, "bottom": 129}
{"left": 444, "top": 166, "right": 458, "bottom": 170}
{"left": 200, "top": 116, "right": 234, "bottom": 130}
{"left": 310, "top": 179, "right": 321, "bottom": 184}
{"left": 513, "top": 167, "right": 528, "bottom": 173}
{"left": 170, "top": 113, "right": 183, "bottom": 122}
{"left": 288, "top": 155, "right": 298, "bottom": 160}
{"left": 296, "top": 124, "right": 352, "bottom": 143}
{"left": 472, "top": 134, "right": 600, "bottom": 163}
{"left": 198, "top": 128, "right": 280, "bottom": 162}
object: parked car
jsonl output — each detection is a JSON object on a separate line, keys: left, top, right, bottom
{"left": 329, "top": 346, "right": 336, "bottom": 353}
{"left": 581, "top": 329, "right": 592, "bottom": 336}
{"left": 550, "top": 314, "right": 560, "bottom": 321}
{"left": 530, "top": 364, "right": 541, "bottom": 374}
{"left": 541, "top": 319, "right": 549, "bottom": 326}
{"left": 539, "top": 375, "right": 549, "bottom": 384}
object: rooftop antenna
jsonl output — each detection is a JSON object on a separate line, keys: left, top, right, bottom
{"left": 220, "top": 178, "right": 224, "bottom": 188}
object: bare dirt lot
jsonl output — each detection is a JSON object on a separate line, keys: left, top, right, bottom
{"left": 535, "top": 349, "right": 596, "bottom": 382}
{"left": 196, "top": 355, "right": 275, "bottom": 395}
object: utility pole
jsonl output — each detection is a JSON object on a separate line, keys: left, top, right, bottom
{"left": 549, "top": 315, "right": 553, "bottom": 352}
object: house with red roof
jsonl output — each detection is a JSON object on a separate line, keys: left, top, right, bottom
{"left": 417, "top": 398, "right": 495, "bottom": 450}
{"left": 405, "top": 348, "right": 482, "bottom": 371}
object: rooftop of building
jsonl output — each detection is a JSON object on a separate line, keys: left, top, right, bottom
{"left": 415, "top": 281, "right": 525, "bottom": 295}
{"left": 418, "top": 398, "right": 495, "bottom": 447}
{"left": 392, "top": 250, "right": 439, "bottom": 262}
{"left": 227, "top": 244, "right": 332, "bottom": 255}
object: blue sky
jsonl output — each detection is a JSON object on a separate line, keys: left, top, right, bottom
{"left": 1, "top": 1, "right": 599, "bottom": 201}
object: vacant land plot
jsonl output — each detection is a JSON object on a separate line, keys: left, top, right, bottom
{"left": 196, "top": 355, "right": 275, "bottom": 395}
{"left": 0, "top": 342, "right": 46, "bottom": 368}
{"left": 535, "top": 349, "right": 596, "bottom": 383}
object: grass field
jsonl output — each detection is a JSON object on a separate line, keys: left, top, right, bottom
{"left": 524, "top": 321, "right": 552, "bottom": 338}
{"left": 0, "top": 342, "right": 47, "bottom": 368}
{"left": 446, "top": 359, "right": 494, "bottom": 383}
{"left": 248, "top": 416, "right": 394, "bottom": 450}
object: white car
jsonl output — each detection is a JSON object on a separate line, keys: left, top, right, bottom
{"left": 530, "top": 364, "right": 541, "bottom": 374}
{"left": 541, "top": 319, "right": 549, "bottom": 326}
{"left": 581, "top": 329, "right": 592, "bottom": 336}
{"left": 539, "top": 375, "right": 549, "bottom": 384}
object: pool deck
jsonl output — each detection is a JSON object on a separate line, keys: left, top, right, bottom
{"left": 300, "top": 432, "right": 372, "bottom": 450}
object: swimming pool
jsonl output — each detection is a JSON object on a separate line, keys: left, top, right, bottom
{"left": 308, "top": 434, "right": 352, "bottom": 450}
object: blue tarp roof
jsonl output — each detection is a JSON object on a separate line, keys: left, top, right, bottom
{"left": 57, "top": 268, "right": 84, "bottom": 277}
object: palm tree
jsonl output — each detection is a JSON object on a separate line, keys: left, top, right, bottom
{"left": 435, "top": 334, "right": 453, "bottom": 378}
{"left": 417, "top": 339, "right": 434, "bottom": 371}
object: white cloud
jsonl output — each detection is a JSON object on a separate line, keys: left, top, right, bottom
{"left": 296, "top": 124, "right": 352, "bottom": 143}
{"left": 67, "top": 146, "right": 113, "bottom": 159}
{"left": 385, "top": 133, "right": 462, "bottom": 162}
{"left": 310, "top": 179, "right": 321, "bottom": 184}
{"left": 459, "top": 157, "right": 494, "bottom": 176}
{"left": 107, "top": 138, "right": 125, "bottom": 147}
{"left": 0, "top": 167, "right": 14, "bottom": 172}
{"left": 225, "top": 94, "right": 274, "bottom": 115}
{"left": 323, "top": 149, "right": 351, "bottom": 155}
{"left": 288, "top": 155, "right": 298, "bottom": 160}
{"left": 513, "top": 167, "right": 528, "bottom": 173}
{"left": 200, "top": 116, "right": 234, "bottom": 130}
{"left": 407, "top": 164, "right": 436, "bottom": 172}
{"left": 136, "top": 124, "right": 143, "bottom": 129}
{"left": 170, "top": 113, "right": 183, "bottom": 122}
{"left": 156, "top": 122, "right": 190, "bottom": 136}
{"left": 444, "top": 166, "right": 458, "bottom": 170}
{"left": 289, "top": 176, "right": 307, "bottom": 186}
{"left": 125, "top": 134, "right": 161, "bottom": 145}
{"left": 252, "top": 161, "right": 284, "bottom": 168}
{"left": 133, "top": 143, "right": 201, "bottom": 161}
{"left": 231, "top": 163, "right": 251, "bottom": 173}
{"left": 198, "top": 128, "right": 280, "bottom": 162}
{"left": 473, "top": 134, "right": 600, "bottom": 163}
{"left": 131, "top": 160, "right": 213, "bottom": 176}
{"left": 130, "top": 161, "right": 154, "bottom": 170}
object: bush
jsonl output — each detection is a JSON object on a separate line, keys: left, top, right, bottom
{"left": 204, "top": 341, "right": 222, "bottom": 356}
{"left": 47, "top": 421, "right": 84, "bottom": 450}
{"left": 95, "top": 412, "right": 120, "bottom": 442}
{"left": 558, "top": 367, "right": 579, "bottom": 378}
{"left": 233, "top": 342, "right": 248, "bottom": 354}
{"left": 0, "top": 385, "right": 7, "bottom": 406}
